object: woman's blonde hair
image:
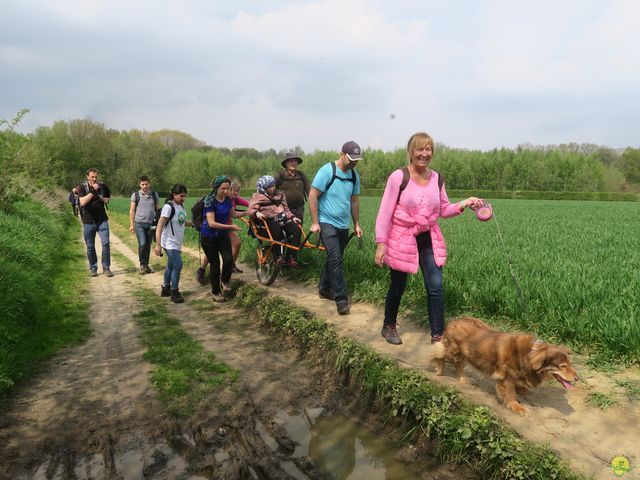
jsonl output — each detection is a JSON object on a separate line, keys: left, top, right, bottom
{"left": 406, "top": 132, "right": 434, "bottom": 162}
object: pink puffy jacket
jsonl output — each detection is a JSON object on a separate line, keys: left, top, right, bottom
{"left": 247, "top": 190, "right": 295, "bottom": 221}
{"left": 375, "top": 169, "right": 463, "bottom": 273}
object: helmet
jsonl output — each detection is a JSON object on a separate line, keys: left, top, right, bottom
{"left": 256, "top": 175, "right": 276, "bottom": 195}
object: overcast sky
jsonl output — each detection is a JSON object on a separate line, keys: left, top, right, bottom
{"left": 2, "top": 0, "right": 639, "bottom": 152}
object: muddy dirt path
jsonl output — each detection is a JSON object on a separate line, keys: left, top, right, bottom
{"left": 0, "top": 232, "right": 469, "bottom": 480}
{"left": 176, "top": 244, "right": 640, "bottom": 480}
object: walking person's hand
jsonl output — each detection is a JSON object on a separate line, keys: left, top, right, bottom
{"left": 129, "top": 225, "right": 134, "bottom": 234}
{"left": 310, "top": 222, "right": 321, "bottom": 234}
{"left": 375, "top": 244, "right": 385, "bottom": 267}
{"left": 153, "top": 244, "right": 163, "bottom": 257}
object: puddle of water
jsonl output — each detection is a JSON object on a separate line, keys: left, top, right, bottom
{"left": 115, "top": 449, "right": 144, "bottom": 479}
{"left": 277, "top": 410, "right": 421, "bottom": 480}
{"left": 74, "top": 453, "right": 105, "bottom": 479}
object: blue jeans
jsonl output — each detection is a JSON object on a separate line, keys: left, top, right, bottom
{"left": 318, "top": 222, "right": 350, "bottom": 303}
{"left": 82, "top": 220, "right": 110, "bottom": 271}
{"left": 134, "top": 222, "right": 154, "bottom": 267}
{"left": 384, "top": 232, "right": 445, "bottom": 337}
{"left": 163, "top": 249, "right": 183, "bottom": 290}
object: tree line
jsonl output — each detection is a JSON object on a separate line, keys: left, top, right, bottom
{"left": 2, "top": 111, "right": 639, "bottom": 206}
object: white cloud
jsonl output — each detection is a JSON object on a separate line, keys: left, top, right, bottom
{"left": 1, "top": 0, "right": 639, "bottom": 150}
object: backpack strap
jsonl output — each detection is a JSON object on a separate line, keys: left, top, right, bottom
{"left": 436, "top": 170, "right": 444, "bottom": 191}
{"left": 300, "top": 171, "right": 310, "bottom": 202}
{"left": 135, "top": 190, "right": 159, "bottom": 210}
{"left": 396, "top": 168, "right": 445, "bottom": 204}
{"left": 161, "top": 201, "right": 176, "bottom": 236}
{"left": 325, "top": 162, "right": 338, "bottom": 191}
{"left": 396, "top": 167, "right": 410, "bottom": 204}
{"left": 325, "top": 162, "right": 356, "bottom": 192}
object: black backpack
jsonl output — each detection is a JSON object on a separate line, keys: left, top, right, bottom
{"left": 191, "top": 196, "right": 207, "bottom": 230}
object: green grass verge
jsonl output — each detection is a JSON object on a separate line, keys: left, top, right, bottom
{"left": 234, "top": 284, "right": 587, "bottom": 480}
{"left": 585, "top": 392, "right": 618, "bottom": 411}
{"left": 0, "top": 200, "right": 91, "bottom": 396}
{"left": 114, "top": 250, "right": 238, "bottom": 416}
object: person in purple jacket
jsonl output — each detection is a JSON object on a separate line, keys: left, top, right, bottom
{"left": 374, "top": 132, "right": 484, "bottom": 345}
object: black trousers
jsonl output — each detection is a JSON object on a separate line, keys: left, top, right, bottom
{"left": 201, "top": 235, "right": 232, "bottom": 294}
{"left": 265, "top": 218, "right": 302, "bottom": 258}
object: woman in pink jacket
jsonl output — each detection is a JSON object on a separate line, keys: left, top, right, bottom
{"left": 374, "top": 132, "right": 484, "bottom": 345}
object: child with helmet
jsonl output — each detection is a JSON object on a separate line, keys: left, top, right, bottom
{"left": 247, "top": 175, "right": 302, "bottom": 267}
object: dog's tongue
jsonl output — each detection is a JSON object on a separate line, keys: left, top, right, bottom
{"left": 553, "top": 374, "right": 575, "bottom": 390}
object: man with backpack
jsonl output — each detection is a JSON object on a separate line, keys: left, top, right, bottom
{"left": 129, "top": 175, "right": 161, "bottom": 275}
{"left": 308, "top": 141, "right": 363, "bottom": 315}
{"left": 77, "top": 168, "right": 113, "bottom": 277}
{"left": 275, "top": 152, "right": 310, "bottom": 224}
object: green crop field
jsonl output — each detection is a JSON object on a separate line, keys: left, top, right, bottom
{"left": 108, "top": 196, "right": 640, "bottom": 363}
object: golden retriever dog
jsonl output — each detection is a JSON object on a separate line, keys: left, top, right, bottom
{"left": 427, "top": 317, "right": 579, "bottom": 414}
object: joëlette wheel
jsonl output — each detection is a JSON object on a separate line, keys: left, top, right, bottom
{"left": 256, "top": 252, "right": 279, "bottom": 285}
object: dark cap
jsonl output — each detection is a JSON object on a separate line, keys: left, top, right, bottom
{"left": 341, "top": 141, "right": 362, "bottom": 161}
{"left": 281, "top": 152, "right": 303, "bottom": 168}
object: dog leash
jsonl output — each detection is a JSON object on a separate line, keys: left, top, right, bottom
{"left": 491, "top": 210, "right": 527, "bottom": 310}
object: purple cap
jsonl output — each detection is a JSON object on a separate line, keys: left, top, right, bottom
{"left": 341, "top": 141, "right": 362, "bottom": 161}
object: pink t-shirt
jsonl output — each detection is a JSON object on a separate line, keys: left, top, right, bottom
{"left": 227, "top": 196, "right": 249, "bottom": 225}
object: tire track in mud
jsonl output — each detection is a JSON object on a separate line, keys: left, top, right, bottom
{"left": 0, "top": 231, "right": 466, "bottom": 479}
{"left": 0, "top": 247, "right": 164, "bottom": 478}
{"left": 176, "top": 246, "right": 640, "bottom": 480}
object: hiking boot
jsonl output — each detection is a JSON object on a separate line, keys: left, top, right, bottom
{"left": 196, "top": 267, "right": 207, "bottom": 285}
{"left": 104, "top": 268, "right": 114, "bottom": 278}
{"left": 431, "top": 335, "right": 443, "bottom": 344}
{"left": 211, "top": 292, "right": 228, "bottom": 303}
{"left": 288, "top": 257, "right": 300, "bottom": 268}
{"left": 139, "top": 266, "right": 146, "bottom": 275}
{"left": 144, "top": 265, "right": 155, "bottom": 274}
{"left": 231, "top": 264, "right": 243, "bottom": 274}
{"left": 160, "top": 285, "right": 171, "bottom": 297}
{"left": 222, "top": 283, "right": 233, "bottom": 293}
{"left": 170, "top": 289, "right": 184, "bottom": 303}
{"left": 381, "top": 324, "right": 403, "bottom": 345}
{"left": 318, "top": 289, "right": 335, "bottom": 301}
{"left": 336, "top": 300, "right": 350, "bottom": 315}
{"left": 89, "top": 268, "right": 98, "bottom": 277}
